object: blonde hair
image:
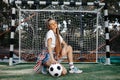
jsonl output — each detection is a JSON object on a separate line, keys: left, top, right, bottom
{"left": 46, "top": 18, "right": 52, "bottom": 29}
{"left": 55, "top": 28, "right": 62, "bottom": 58}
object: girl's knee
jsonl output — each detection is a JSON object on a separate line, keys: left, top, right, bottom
{"left": 62, "top": 69, "right": 67, "bottom": 76}
{"left": 61, "top": 65, "right": 67, "bottom": 76}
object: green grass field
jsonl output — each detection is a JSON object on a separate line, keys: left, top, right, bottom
{"left": 0, "top": 62, "right": 120, "bottom": 80}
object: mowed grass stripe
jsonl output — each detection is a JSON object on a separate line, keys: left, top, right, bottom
{"left": 0, "top": 63, "right": 120, "bottom": 80}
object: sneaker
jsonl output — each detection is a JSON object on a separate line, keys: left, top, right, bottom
{"left": 69, "top": 67, "right": 83, "bottom": 73}
{"left": 41, "top": 65, "right": 48, "bottom": 74}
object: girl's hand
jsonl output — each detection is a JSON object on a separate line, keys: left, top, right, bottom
{"left": 56, "top": 55, "right": 62, "bottom": 60}
{"left": 51, "top": 59, "right": 58, "bottom": 64}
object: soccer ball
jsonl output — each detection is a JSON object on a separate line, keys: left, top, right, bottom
{"left": 49, "top": 63, "right": 63, "bottom": 77}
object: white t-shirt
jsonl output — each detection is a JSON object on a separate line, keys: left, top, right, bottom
{"left": 45, "top": 30, "right": 63, "bottom": 48}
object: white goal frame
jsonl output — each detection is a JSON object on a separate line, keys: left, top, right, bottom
{"left": 18, "top": 6, "right": 103, "bottom": 63}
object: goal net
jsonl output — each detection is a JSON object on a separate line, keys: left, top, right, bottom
{"left": 17, "top": 5, "right": 105, "bottom": 63}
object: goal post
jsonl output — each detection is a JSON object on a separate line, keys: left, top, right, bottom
{"left": 9, "top": 1, "right": 111, "bottom": 65}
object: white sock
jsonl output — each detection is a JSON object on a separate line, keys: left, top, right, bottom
{"left": 69, "top": 62, "right": 74, "bottom": 69}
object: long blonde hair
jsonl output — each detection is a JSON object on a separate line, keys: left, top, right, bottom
{"left": 55, "top": 28, "right": 62, "bottom": 58}
{"left": 47, "top": 18, "right": 62, "bottom": 58}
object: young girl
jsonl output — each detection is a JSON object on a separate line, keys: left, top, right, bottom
{"left": 37, "top": 18, "right": 82, "bottom": 75}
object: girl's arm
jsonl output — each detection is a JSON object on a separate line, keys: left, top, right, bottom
{"left": 47, "top": 38, "right": 57, "bottom": 64}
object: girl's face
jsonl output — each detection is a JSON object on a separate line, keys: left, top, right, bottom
{"left": 48, "top": 20, "right": 57, "bottom": 30}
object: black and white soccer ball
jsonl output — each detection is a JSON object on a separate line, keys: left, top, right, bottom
{"left": 49, "top": 63, "right": 63, "bottom": 77}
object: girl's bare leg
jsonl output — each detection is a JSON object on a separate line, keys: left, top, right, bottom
{"left": 61, "top": 45, "right": 73, "bottom": 63}
{"left": 61, "top": 45, "right": 83, "bottom": 73}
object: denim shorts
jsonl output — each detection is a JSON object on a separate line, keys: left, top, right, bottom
{"left": 42, "top": 52, "right": 50, "bottom": 64}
